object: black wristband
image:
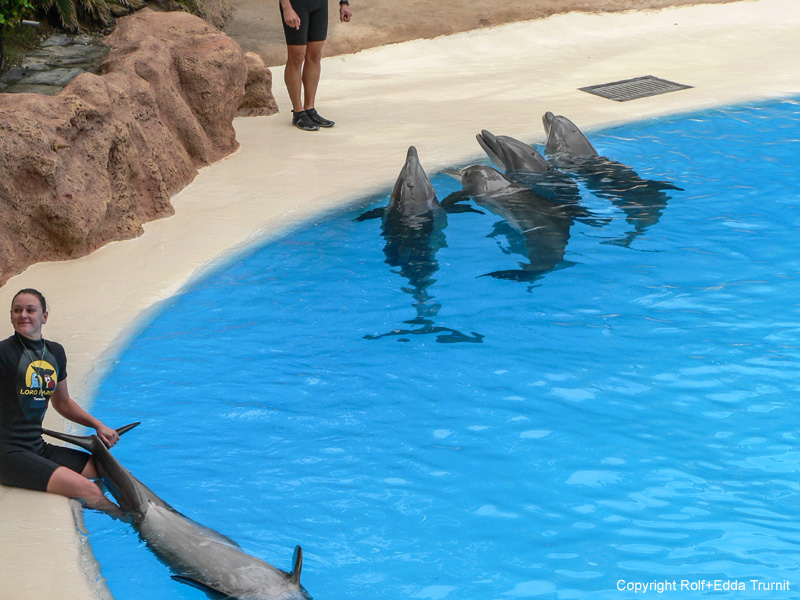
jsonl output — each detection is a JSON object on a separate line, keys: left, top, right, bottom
{"left": 339, "top": 0, "right": 349, "bottom": 4}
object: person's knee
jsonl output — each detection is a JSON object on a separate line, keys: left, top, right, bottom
{"left": 47, "top": 466, "right": 104, "bottom": 502}
{"left": 286, "top": 45, "right": 307, "bottom": 69}
{"left": 305, "top": 41, "right": 324, "bottom": 63}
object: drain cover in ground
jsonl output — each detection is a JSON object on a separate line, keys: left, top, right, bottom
{"left": 579, "top": 76, "right": 692, "bottom": 102}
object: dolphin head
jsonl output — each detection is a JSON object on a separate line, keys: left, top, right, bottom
{"left": 458, "top": 165, "right": 516, "bottom": 198}
{"left": 386, "top": 146, "right": 438, "bottom": 218}
{"left": 542, "top": 111, "right": 598, "bottom": 158}
{"left": 477, "top": 130, "right": 550, "bottom": 174}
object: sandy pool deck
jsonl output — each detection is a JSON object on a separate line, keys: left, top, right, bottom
{"left": 1, "top": 0, "right": 799, "bottom": 597}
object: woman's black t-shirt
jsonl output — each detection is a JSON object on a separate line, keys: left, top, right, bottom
{"left": 0, "top": 334, "right": 67, "bottom": 453}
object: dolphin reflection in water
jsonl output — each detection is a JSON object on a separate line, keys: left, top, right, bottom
{"left": 542, "top": 111, "right": 683, "bottom": 248}
{"left": 357, "top": 146, "right": 483, "bottom": 343}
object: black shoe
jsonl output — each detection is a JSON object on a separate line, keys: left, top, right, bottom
{"left": 292, "top": 110, "right": 320, "bottom": 131}
{"left": 306, "top": 108, "right": 335, "bottom": 128}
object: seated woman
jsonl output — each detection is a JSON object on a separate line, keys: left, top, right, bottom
{"left": 0, "top": 288, "right": 122, "bottom": 515}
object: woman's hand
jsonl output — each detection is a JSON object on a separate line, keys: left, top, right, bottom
{"left": 96, "top": 423, "right": 120, "bottom": 448}
{"left": 283, "top": 5, "right": 301, "bottom": 29}
{"left": 340, "top": 3, "right": 352, "bottom": 22}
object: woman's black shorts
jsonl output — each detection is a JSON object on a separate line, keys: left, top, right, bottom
{"left": 0, "top": 443, "right": 91, "bottom": 492}
{"left": 280, "top": 0, "right": 328, "bottom": 46}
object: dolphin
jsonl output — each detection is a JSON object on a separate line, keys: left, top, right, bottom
{"left": 359, "top": 147, "right": 483, "bottom": 342}
{"left": 541, "top": 111, "right": 683, "bottom": 246}
{"left": 449, "top": 164, "right": 580, "bottom": 282}
{"left": 383, "top": 146, "right": 443, "bottom": 227}
{"left": 476, "top": 130, "right": 550, "bottom": 174}
{"left": 380, "top": 147, "right": 448, "bottom": 325}
{"left": 42, "top": 424, "right": 312, "bottom": 600}
{"left": 475, "top": 129, "right": 581, "bottom": 204}
{"left": 541, "top": 111, "right": 599, "bottom": 165}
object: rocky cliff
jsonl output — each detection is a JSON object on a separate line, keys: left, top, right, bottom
{"left": 0, "top": 8, "right": 277, "bottom": 286}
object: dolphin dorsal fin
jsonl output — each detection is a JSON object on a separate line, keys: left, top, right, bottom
{"left": 290, "top": 545, "right": 303, "bottom": 585}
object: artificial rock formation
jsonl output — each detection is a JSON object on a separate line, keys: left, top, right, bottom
{"left": 0, "top": 8, "right": 277, "bottom": 286}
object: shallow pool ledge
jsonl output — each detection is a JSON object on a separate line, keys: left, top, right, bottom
{"left": 0, "top": 0, "right": 798, "bottom": 598}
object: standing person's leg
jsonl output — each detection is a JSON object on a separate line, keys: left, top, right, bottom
{"left": 285, "top": 43, "right": 309, "bottom": 114}
{"left": 285, "top": 44, "right": 320, "bottom": 130}
{"left": 302, "top": 0, "right": 335, "bottom": 127}
{"left": 281, "top": 0, "right": 319, "bottom": 130}
{"left": 301, "top": 40, "right": 324, "bottom": 111}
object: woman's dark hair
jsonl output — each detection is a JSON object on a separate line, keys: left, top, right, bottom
{"left": 13, "top": 288, "right": 47, "bottom": 313}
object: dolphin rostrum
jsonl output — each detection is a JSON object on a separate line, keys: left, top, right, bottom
{"left": 43, "top": 424, "right": 312, "bottom": 600}
{"left": 476, "top": 130, "right": 550, "bottom": 174}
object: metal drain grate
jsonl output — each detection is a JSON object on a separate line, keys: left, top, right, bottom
{"left": 579, "top": 76, "right": 693, "bottom": 102}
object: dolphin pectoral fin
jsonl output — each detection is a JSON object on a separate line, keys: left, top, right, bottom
{"left": 170, "top": 576, "right": 235, "bottom": 599}
{"left": 439, "top": 190, "right": 470, "bottom": 207}
{"left": 116, "top": 422, "right": 141, "bottom": 436}
{"left": 441, "top": 190, "right": 484, "bottom": 214}
{"left": 290, "top": 545, "right": 303, "bottom": 585}
{"left": 42, "top": 422, "right": 141, "bottom": 450}
{"left": 354, "top": 207, "right": 385, "bottom": 222}
{"left": 444, "top": 204, "right": 484, "bottom": 215}
{"left": 41, "top": 428, "right": 98, "bottom": 451}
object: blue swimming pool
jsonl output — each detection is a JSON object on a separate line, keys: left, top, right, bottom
{"left": 85, "top": 96, "right": 800, "bottom": 599}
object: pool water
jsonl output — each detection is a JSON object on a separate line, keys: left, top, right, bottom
{"left": 85, "top": 97, "right": 800, "bottom": 599}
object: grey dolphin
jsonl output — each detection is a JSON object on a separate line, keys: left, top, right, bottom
{"left": 380, "top": 146, "right": 447, "bottom": 316}
{"left": 542, "top": 111, "right": 598, "bottom": 163}
{"left": 541, "top": 111, "right": 683, "bottom": 247}
{"left": 383, "top": 146, "right": 442, "bottom": 227}
{"left": 43, "top": 424, "right": 312, "bottom": 600}
{"left": 476, "top": 130, "right": 550, "bottom": 174}
{"left": 361, "top": 147, "right": 483, "bottom": 343}
{"left": 475, "top": 129, "right": 582, "bottom": 204}
{"left": 451, "top": 165, "right": 579, "bottom": 282}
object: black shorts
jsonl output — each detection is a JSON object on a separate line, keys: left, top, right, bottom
{"left": 0, "top": 443, "right": 91, "bottom": 492}
{"left": 280, "top": 0, "right": 328, "bottom": 46}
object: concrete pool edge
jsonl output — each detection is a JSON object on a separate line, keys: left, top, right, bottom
{"left": 1, "top": 0, "right": 798, "bottom": 597}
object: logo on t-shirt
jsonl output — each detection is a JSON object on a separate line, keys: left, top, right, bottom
{"left": 23, "top": 359, "right": 57, "bottom": 398}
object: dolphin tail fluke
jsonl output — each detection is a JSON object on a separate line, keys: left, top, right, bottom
{"left": 290, "top": 545, "right": 303, "bottom": 585}
{"left": 42, "top": 422, "right": 142, "bottom": 450}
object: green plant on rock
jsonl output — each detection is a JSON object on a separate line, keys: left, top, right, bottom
{"left": 28, "top": 0, "right": 147, "bottom": 31}
{"left": 0, "top": 0, "right": 35, "bottom": 26}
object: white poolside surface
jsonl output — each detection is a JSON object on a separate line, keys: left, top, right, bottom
{"left": 1, "top": 0, "right": 798, "bottom": 597}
